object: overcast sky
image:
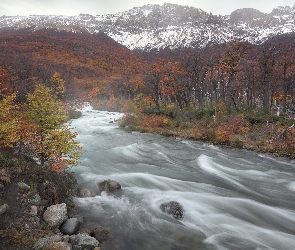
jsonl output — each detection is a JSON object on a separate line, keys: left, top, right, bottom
{"left": 0, "top": 0, "right": 295, "bottom": 17}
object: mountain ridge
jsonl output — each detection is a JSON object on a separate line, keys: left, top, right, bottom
{"left": 0, "top": 3, "right": 295, "bottom": 51}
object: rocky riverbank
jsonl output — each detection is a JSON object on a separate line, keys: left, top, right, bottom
{"left": 0, "top": 151, "right": 110, "bottom": 250}
{"left": 0, "top": 149, "right": 187, "bottom": 250}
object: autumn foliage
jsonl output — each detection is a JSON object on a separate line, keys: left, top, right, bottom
{"left": 0, "top": 83, "right": 83, "bottom": 172}
{"left": 0, "top": 27, "right": 295, "bottom": 158}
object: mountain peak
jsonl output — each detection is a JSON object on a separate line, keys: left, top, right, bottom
{"left": 0, "top": 3, "right": 294, "bottom": 51}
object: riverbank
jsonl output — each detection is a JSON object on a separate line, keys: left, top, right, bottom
{"left": 118, "top": 108, "right": 295, "bottom": 159}
{"left": 0, "top": 151, "right": 77, "bottom": 249}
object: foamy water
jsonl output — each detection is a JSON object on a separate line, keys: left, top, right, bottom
{"left": 70, "top": 108, "right": 295, "bottom": 250}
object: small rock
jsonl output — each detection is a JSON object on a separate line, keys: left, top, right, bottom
{"left": 77, "top": 233, "right": 99, "bottom": 250}
{"left": 69, "top": 234, "right": 79, "bottom": 246}
{"left": 62, "top": 235, "right": 70, "bottom": 243}
{"left": 17, "top": 182, "right": 30, "bottom": 192}
{"left": 0, "top": 203, "right": 9, "bottom": 215}
{"left": 98, "top": 179, "right": 121, "bottom": 193}
{"left": 160, "top": 201, "right": 184, "bottom": 220}
{"left": 30, "top": 194, "right": 42, "bottom": 206}
{"left": 60, "top": 218, "right": 80, "bottom": 235}
{"left": 30, "top": 205, "right": 38, "bottom": 216}
{"left": 43, "top": 203, "right": 68, "bottom": 228}
{"left": 77, "top": 188, "right": 96, "bottom": 198}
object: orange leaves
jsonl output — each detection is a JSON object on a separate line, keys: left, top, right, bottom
{"left": 215, "top": 114, "right": 250, "bottom": 144}
{"left": 0, "top": 67, "right": 12, "bottom": 95}
{"left": 47, "top": 153, "right": 67, "bottom": 173}
{"left": 129, "top": 75, "right": 144, "bottom": 91}
{"left": 141, "top": 114, "right": 170, "bottom": 129}
{"left": 273, "top": 126, "right": 295, "bottom": 155}
{"left": 151, "top": 59, "right": 186, "bottom": 102}
{"left": 88, "top": 87, "right": 101, "bottom": 99}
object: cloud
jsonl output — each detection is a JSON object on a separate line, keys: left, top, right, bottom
{"left": 0, "top": 0, "right": 294, "bottom": 16}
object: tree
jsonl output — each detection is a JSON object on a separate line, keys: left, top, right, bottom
{"left": 24, "top": 84, "right": 83, "bottom": 169}
{"left": 50, "top": 72, "right": 66, "bottom": 99}
{"left": 258, "top": 42, "right": 277, "bottom": 109}
{"left": 0, "top": 93, "right": 20, "bottom": 148}
{"left": 219, "top": 40, "right": 246, "bottom": 110}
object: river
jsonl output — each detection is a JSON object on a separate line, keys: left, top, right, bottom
{"left": 70, "top": 107, "right": 295, "bottom": 250}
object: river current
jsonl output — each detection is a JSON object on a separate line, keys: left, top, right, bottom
{"left": 70, "top": 107, "right": 295, "bottom": 250}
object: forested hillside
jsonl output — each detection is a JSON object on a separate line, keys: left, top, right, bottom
{"left": 0, "top": 28, "right": 295, "bottom": 157}
{"left": 0, "top": 28, "right": 147, "bottom": 103}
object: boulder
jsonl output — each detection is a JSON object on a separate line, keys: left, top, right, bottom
{"left": 77, "top": 188, "right": 96, "bottom": 198}
{"left": 160, "top": 201, "right": 184, "bottom": 220}
{"left": 43, "top": 203, "right": 68, "bottom": 228}
{"left": 60, "top": 218, "right": 80, "bottom": 235}
{"left": 98, "top": 179, "right": 121, "bottom": 193}
{"left": 70, "top": 233, "right": 99, "bottom": 249}
{"left": 0, "top": 203, "right": 9, "bottom": 215}
{"left": 90, "top": 225, "right": 109, "bottom": 242}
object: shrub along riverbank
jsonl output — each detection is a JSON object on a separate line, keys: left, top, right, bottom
{"left": 119, "top": 102, "right": 295, "bottom": 159}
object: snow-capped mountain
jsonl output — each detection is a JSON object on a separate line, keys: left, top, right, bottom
{"left": 0, "top": 3, "right": 295, "bottom": 51}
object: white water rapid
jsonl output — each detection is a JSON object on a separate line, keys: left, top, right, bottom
{"left": 70, "top": 107, "right": 295, "bottom": 250}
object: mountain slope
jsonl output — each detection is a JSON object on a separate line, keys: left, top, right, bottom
{"left": 0, "top": 28, "right": 146, "bottom": 100}
{"left": 0, "top": 3, "right": 295, "bottom": 51}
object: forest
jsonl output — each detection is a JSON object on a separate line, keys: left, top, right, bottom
{"left": 0, "top": 28, "right": 295, "bottom": 158}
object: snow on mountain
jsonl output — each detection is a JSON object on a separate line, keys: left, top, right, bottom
{"left": 0, "top": 3, "right": 295, "bottom": 51}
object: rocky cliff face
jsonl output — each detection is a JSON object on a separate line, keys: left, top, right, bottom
{"left": 0, "top": 3, "right": 295, "bottom": 51}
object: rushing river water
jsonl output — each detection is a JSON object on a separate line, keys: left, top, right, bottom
{"left": 71, "top": 107, "right": 295, "bottom": 250}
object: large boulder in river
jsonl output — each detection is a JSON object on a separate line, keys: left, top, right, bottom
{"left": 98, "top": 179, "right": 121, "bottom": 193}
{"left": 160, "top": 201, "right": 184, "bottom": 220}
{"left": 43, "top": 203, "right": 68, "bottom": 228}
